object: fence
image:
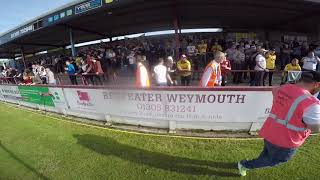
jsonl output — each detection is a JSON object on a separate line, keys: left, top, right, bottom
{"left": 0, "top": 84, "right": 273, "bottom": 132}
{"left": 0, "top": 70, "right": 302, "bottom": 87}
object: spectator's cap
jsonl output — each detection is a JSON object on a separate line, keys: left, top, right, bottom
{"left": 270, "top": 48, "right": 276, "bottom": 51}
{"left": 181, "top": 54, "right": 187, "bottom": 58}
{"left": 167, "top": 56, "right": 174, "bottom": 61}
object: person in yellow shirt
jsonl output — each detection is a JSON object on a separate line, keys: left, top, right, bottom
{"left": 198, "top": 40, "right": 208, "bottom": 66}
{"left": 282, "top": 58, "right": 302, "bottom": 84}
{"left": 211, "top": 41, "right": 223, "bottom": 53}
{"left": 263, "top": 49, "right": 277, "bottom": 86}
{"left": 177, "top": 54, "right": 192, "bottom": 86}
{"left": 198, "top": 40, "right": 208, "bottom": 54}
{"left": 284, "top": 59, "right": 301, "bottom": 71}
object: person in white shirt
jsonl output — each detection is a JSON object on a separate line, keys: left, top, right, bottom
{"left": 251, "top": 49, "right": 269, "bottom": 86}
{"left": 301, "top": 72, "right": 320, "bottom": 132}
{"left": 302, "top": 50, "right": 320, "bottom": 71}
{"left": 186, "top": 43, "right": 197, "bottom": 57}
{"left": 233, "top": 45, "right": 246, "bottom": 83}
{"left": 45, "top": 67, "right": 56, "bottom": 85}
{"left": 225, "top": 44, "right": 237, "bottom": 63}
{"left": 153, "top": 58, "right": 173, "bottom": 86}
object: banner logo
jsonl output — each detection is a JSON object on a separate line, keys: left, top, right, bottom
{"left": 76, "top": 91, "right": 93, "bottom": 107}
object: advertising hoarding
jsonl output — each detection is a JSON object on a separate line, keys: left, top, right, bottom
{"left": 63, "top": 88, "right": 272, "bottom": 123}
{"left": 18, "top": 86, "right": 55, "bottom": 107}
{"left": 0, "top": 85, "right": 22, "bottom": 101}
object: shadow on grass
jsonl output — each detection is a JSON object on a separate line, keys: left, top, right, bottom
{"left": 0, "top": 142, "right": 49, "bottom": 180}
{"left": 74, "top": 134, "right": 238, "bottom": 177}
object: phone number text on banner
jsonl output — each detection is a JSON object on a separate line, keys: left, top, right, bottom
{"left": 63, "top": 88, "right": 272, "bottom": 123}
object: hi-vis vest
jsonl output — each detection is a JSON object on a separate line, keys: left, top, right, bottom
{"left": 199, "top": 61, "right": 221, "bottom": 87}
{"left": 260, "top": 84, "right": 319, "bottom": 148}
{"left": 136, "top": 64, "right": 150, "bottom": 88}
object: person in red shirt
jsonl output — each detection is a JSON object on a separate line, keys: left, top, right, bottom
{"left": 92, "top": 56, "right": 104, "bottom": 85}
{"left": 22, "top": 71, "right": 33, "bottom": 85}
{"left": 220, "top": 58, "right": 232, "bottom": 86}
{"left": 83, "top": 54, "right": 95, "bottom": 85}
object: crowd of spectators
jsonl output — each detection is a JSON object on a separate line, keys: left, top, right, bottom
{"left": 1, "top": 34, "right": 320, "bottom": 87}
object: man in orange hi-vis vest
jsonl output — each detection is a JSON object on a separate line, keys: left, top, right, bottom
{"left": 135, "top": 55, "right": 151, "bottom": 88}
{"left": 199, "top": 51, "right": 226, "bottom": 87}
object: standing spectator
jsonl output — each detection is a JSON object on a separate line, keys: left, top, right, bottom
{"left": 39, "top": 66, "right": 47, "bottom": 84}
{"left": 264, "top": 49, "right": 277, "bottom": 86}
{"left": 75, "top": 54, "right": 83, "bottom": 68}
{"left": 244, "top": 45, "right": 255, "bottom": 81}
{"left": 244, "top": 42, "right": 251, "bottom": 50}
{"left": 32, "top": 64, "right": 38, "bottom": 76}
{"left": 83, "top": 55, "right": 95, "bottom": 85}
{"left": 177, "top": 54, "right": 192, "bottom": 86}
{"left": 251, "top": 49, "right": 268, "bottom": 86}
{"left": 106, "top": 48, "right": 117, "bottom": 81}
{"left": 199, "top": 51, "right": 225, "bottom": 87}
{"left": 280, "top": 44, "right": 292, "bottom": 70}
{"left": 301, "top": 41, "right": 309, "bottom": 58}
{"left": 211, "top": 41, "right": 223, "bottom": 53}
{"left": 153, "top": 58, "right": 173, "bottom": 86}
{"left": 198, "top": 40, "right": 208, "bottom": 65}
{"left": 186, "top": 43, "right": 197, "bottom": 57}
{"left": 220, "top": 57, "right": 232, "bottom": 86}
{"left": 71, "top": 59, "right": 79, "bottom": 73}
{"left": 181, "top": 38, "right": 188, "bottom": 53}
{"left": 76, "top": 59, "right": 88, "bottom": 74}
{"left": 233, "top": 45, "right": 245, "bottom": 84}
{"left": 135, "top": 55, "right": 150, "bottom": 88}
{"left": 301, "top": 50, "right": 320, "bottom": 72}
{"left": 167, "top": 56, "right": 178, "bottom": 86}
{"left": 127, "top": 51, "right": 136, "bottom": 75}
{"left": 22, "top": 71, "right": 33, "bottom": 85}
{"left": 109, "top": 55, "right": 119, "bottom": 82}
{"left": 31, "top": 72, "right": 42, "bottom": 85}
{"left": 55, "top": 55, "right": 64, "bottom": 74}
{"left": 91, "top": 57, "right": 104, "bottom": 85}
{"left": 45, "top": 67, "right": 56, "bottom": 85}
{"left": 292, "top": 44, "right": 302, "bottom": 59}
{"left": 248, "top": 45, "right": 261, "bottom": 85}
{"left": 225, "top": 44, "right": 237, "bottom": 67}
{"left": 65, "top": 60, "right": 77, "bottom": 85}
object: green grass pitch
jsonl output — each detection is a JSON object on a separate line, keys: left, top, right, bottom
{"left": 0, "top": 102, "right": 319, "bottom": 180}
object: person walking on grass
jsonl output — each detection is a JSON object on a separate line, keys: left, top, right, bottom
{"left": 238, "top": 72, "right": 320, "bottom": 176}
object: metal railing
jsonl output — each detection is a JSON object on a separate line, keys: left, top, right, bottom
{"left": 0, "top": 70, "right": 302, "bottom": 87}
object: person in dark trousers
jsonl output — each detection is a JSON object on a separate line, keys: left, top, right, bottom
{"left": 65, "top": 60, "right": 77, "bottom": 85}
{"left": 177, "top": 54, "right": 192, "bottom": 86}
{"left": 238, "top": 72, "right": 320, "bottom": 177}
{"left": 220, "top": 58, "right": 231, "bottom": 86}
{"left": 83, "top": 54, "right": 95, "bottom": 85}
{"left": 263, "top": 49, "right": 277, "bottom": 86}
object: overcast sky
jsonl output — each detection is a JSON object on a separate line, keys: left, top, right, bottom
{"left": 0, "top": 0, "right": 74, "bottom": 33}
